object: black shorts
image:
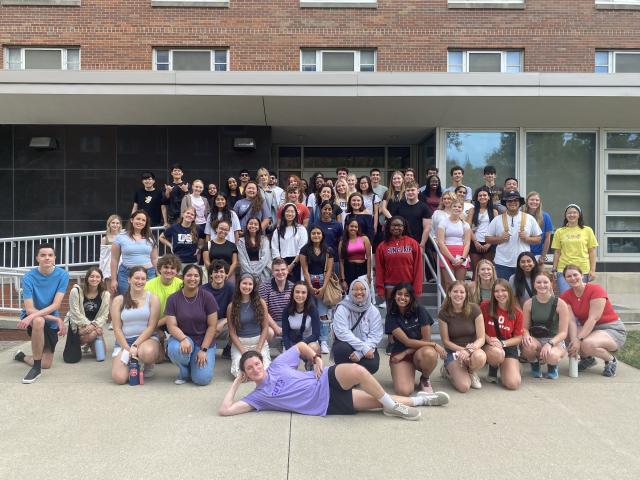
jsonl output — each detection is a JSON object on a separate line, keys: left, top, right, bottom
{"left": 326, "top": 365, "right": 355, "bottom": 416}
{"left": 27, "top": 322, "right": 59, "bottom": 353}
{"left": 469, "top": 241, "right": 496, "bottom": 255}
{"left": 504, "top": 346, "right": 519, "bottom": 359}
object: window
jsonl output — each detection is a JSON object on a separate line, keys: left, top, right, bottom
{"left": 596, "top": 0, "right": 640, "bottom": 9}
{"left": 4, "top": 47, "right": 80, "bottom": 70}
{"left": 0, "top": 0, "right": 80, "bottom": 5}
{"left": 151, "top": 0, "right": 228, "bottom": 6}
{"left": 595, "top": 50, "right": 640, "bottom": 73}
{"left": 153, "top": 49, "right": 229, "bottom": 71}
{"left": 448, "top": 50, "right": 522, "bottom": 73}
{"left": 300, "top": 49, "right": 376, "bottom": 72}
{"left": 300, "top": 0, "right": 377, "bottom": 6}
{"left": 448, "top": 0, "right": 525, "bottom": 8}
{"left": 602, "top": 132, "right": 640, "bottom": 255}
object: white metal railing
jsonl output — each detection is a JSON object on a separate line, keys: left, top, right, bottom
{"left": 0, "top": 227, "right": 165, "bottom": 271}
{"left": 0, "top": 268, "right": 26, "bottom": 314}
{"left": 425, "top": 234, "right": 456, "bottom": 311}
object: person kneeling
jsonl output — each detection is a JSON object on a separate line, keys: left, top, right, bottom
{"left": 218, "top": 342, "right": 449, "bottom": 420}
{"left": 165, "top": 265, "right": 219, "bottom": 386}
{"left": 332, "top": 277, "right": 382, "bottom": 374}
{"left": 386, "top": 283, "right": 447, "bottom": 395}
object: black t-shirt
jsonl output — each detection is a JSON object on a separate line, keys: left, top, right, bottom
{"left": 164, "top": 224, "right": 201, "bottom": 263}
{"left": 385, "top": 306, "right": 433, "bottom": 353}
{"left": 133, "top": 188, "right": 165, "bottom": 226}
{"left": 208, "top": 240, "right": 238, "bottom": 265}
{"left": 389, "top": 200, "right": 431, "bottom": 244}
{"left": 168, "top": 181, "right": 187, "bottom": 221}
{"left": 300, "top": 245, "right": 335, "bottom": 275}
{"left": 202, "top": 281, "right": 234, "bottom": 319}
{"left": 246, "top": 242, "right": 260, "bottom": 261}
{"left": 83, "top": 295, "right": 102, "bottom": 322}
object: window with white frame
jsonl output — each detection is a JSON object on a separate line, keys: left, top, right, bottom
{"left": 153, "top": 49, "right": 229, "bottom": 71}
{"left": 448, "top": 0, "right": 525, "bottom": 7}
{"left": 595, "top": 50, "right": 640, "bottom": 73}
{"left": 300, "top": 0, "right": 377, "bottom": 6}
{"left": 448, "top": 50, "right": 522, "bottom": 73}
{"left": 603, "top": 132, "right": 640, "bottom": 255}
{"left": 596, "top": 1, "right": 640, "bottom": 9}
{"left": 300, "top": 49, "right": 376, "bottom": 72}
{"left": 151, "top": 0, "right": 229, "bottom": 6}
{"left": 4, "top": 47, "right": 80, "bottom": 70}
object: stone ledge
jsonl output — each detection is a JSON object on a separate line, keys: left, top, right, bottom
{"left": 1, "top": 0, "right": 81, "bottom": 5}
{"left": 300, "top": 0, "right": 377, "bottom": 8}
{"left": 448, "top": 1, "right": 525, "bottom": 8}
{"left": 595, "top": 2, "right": 640, "bottom": 10}
{"left": 151, "top": 0, "right": 228, "bottom": 7}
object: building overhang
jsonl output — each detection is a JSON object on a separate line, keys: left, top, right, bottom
{"left": 1, "top": 71, "right": 640, "bottom": 143}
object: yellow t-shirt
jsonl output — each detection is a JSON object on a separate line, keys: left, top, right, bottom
{"left": 551, "top": 226, "right": 598, "bottom": 272}
{"left": 144, "top": 277, "right": 183, "bottom": 316}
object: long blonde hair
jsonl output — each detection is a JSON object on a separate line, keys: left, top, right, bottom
{"left": 440, "top": 281, "right": 472, "bottom": 318}
{"left": 524, "top": 191, "right": 544, "bottom": 228}
{"left": 438, "top": 191, "right": 457, "bottom": 210}
{"left": 384, "top": 170, "right": 405, "bottom": 202}
{"left": 469, "top": 259, "right": 497, "bottom": 304}
{"left": 105, "top": 214, "right": 122, "bottom": 236}
{"left": 334, "top": 178, "right": 349, "bottom": 203}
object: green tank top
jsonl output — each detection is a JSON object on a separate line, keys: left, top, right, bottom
{"left": 480, "top": 287, "right": 492, "bottom": 302}
{"left": 530, "top": 296, "right": 559, "bottom": 337}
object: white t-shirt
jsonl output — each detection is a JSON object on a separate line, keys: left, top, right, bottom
{"left": 286, "top": 311, "right": 313, "bottom": 338}
{"left": 204, "top": 211, "right": 241, "bottom": 243}
{"left": 473, "top": 210, "right": 491, "bottom": 242}
{"left": 190, "top": 195, "right": 207, "bottom": 224}
{"left": 438, "top": 216, "right": 470, "bottom": 246}
{"left": 361, "top": 193, "right": 381, "bottom": 215}
{"left": 486, "top": 212, "right": 542, "bottom": 267}
{"left": 430, "top": 210, "right": 448, "bottom": 236}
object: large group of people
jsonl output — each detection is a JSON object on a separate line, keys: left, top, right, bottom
{"left": 11, "top": 163, "right": 627, "bottom": 421}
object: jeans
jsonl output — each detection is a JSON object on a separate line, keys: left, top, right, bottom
{"left": 117, "top": 264, "right": 156, "bottom": 295}
{"left": 495, "top": 264, "right": 516, "bottom": 281}
{"left": 167, "top": 336, "right": 215, "bottom": 386}
{"left": 556, "top": 272, "right": 590, "bottom": 294}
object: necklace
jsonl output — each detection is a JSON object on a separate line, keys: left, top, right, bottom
{"left": 182, "top": 289, "right": 199, "bottom": 304}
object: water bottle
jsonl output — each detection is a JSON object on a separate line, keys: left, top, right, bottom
{"left": 94, "top": 336, "right": 105, "bottom": 362}
{"left": 569, "top": 356, "right": 579, "bottom": 378}
{"left": 128, "top": 357, "right": 140, "bottom": 386}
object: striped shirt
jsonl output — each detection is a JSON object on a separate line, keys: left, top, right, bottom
{"left": 258, "top": 279, "right": 293, "bottom": 325}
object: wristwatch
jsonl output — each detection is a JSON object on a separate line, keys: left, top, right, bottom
{"left": 500, "top": 340, "right": 507, "bottom": 348}
{"left": 201, "top": 347, "right": 208, "bottom": 353}
{"left": 547, "top": 340, "right": 554, "bottom": 347}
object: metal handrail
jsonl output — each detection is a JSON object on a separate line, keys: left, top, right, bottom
{"left": 425, "top": 233, "right": 456, "bottom": 310}
{"left": 0, "top": 226, "right": 165, "bottom": 271}
{"left": 0, "top": 268, "right": 26, "bottom": 314}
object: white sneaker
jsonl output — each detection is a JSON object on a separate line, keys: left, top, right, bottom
{"left": 108, "top": 324, "right": 113, "bottom": 330}
{"left": 469, "top": 371, "right": 482, "bottom": 389}
{"left": 143, "top": 364, "right": 155, "bottom": 378}
{"left": 382, "top": 402, "right": 421, "bottom": 421}
{"left": 320, "top": 341, "right": 330, "bottom": 354}
{"left": 174, "top": 378, "right": 186, "bottom": 385}
{"left": 416, "top": 391, "right": 450, "bottom": 406}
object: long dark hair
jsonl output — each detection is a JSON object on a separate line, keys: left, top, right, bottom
{"left": 286, "top": 281, "right": 314, "bottom": 316}
{"left": 226, "top": 176, "right": 239, "bottom": 195}
{"left": 210, "top": 193, "right": 233, "bottom": 227}
{"left": 425, "top": 174, "right": 442, "bottom": 197}
{"left": 513, "top": 251, "right": 541, "bottom": 300}
{"left": 388, "top": 283, "right": 419, "bottom": 320}
{"left": 126, "top": 210, "right": 155, "bottom": 245}
{"left": 243, "top": 217, "right": 263, "bottom": 250}
{"left": 471, "top": 186, "right": 496, "bottom": 228}
{"left": 340, "top": 218, "right": 362, "bottom": 260}
{"left": 229, "top": 274, "right": 265, "bottom": 332}
{"left": 384, "top": 215, "right": 409, "bottom": 242}
{"left": 277, "top": 203, "right": 299, "bottom": 239}
{"left": 305, "top": 225, "right": 329, "bottom": 259}
{"left": 122, "top": 266, "right": 147, "bottom": 311}
{"left": 357, "top": 175, "right": 374, "bottom": 196}
{"left": 82, "top": 267, "right": 105, "bottom": 299}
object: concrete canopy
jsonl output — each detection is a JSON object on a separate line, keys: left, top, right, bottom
{"left": 1, "top": 70, "right": 640, "bottom": 144}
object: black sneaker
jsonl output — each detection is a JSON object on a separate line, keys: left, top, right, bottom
{"left": 13, "top": 350, "right": 26, "bottom": 363}
{"left": 487, "top": 366, "right": 498, "bottom": 384}
{"left": 602, "top": 357, "right": 617, "bottom": 377}
{"left": 385, "top": 343, "right": 393, "bottom": 356}
{"left": 22, "top": 367, "right": 41, "bottom": 384}
{"left": 221, "top": 344, "right": 231, "bottom": 360}
{"left": 578, "top": 356, "right": 597, "bottom": 372}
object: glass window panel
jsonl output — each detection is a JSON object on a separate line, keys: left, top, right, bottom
{"left": 303, "top": 147, "right": 384, "bottom": 169}
{"left": 448, "top": 51, "right": 463, "bottom": 64}
{"left": 25, "top": 50, "right": 61, "bottom": 69}
{"left": 607, "top": 217, "right": 640, "bottom": 233}
{"left": 301, "top": 50, "right": 316, "bottom": 65}
{"left": 595, "top": 51, "right": 609, "bottom": 71}
{"left": 214, "top": 64, "right": 227, "bottom": 72}
{"left": 615, "top": 53, "right": 640, "bottom": 73}
{"left": 360, "top": 50, "right": 375, "bottom": 65}
{"left": 278, "top": 147, "right": 302, "bottom": 169}
{"left": 8, "top": 48, "right": 22, "bottom": 69}
{"left": 608, "top": 153, "right": 640, "bottom": 170}
{"left": 156, "top": 50, "right": 169, "bottom": 63}
{"left": 172, "top": 51, "right": 211, "bottom": 71}
{"left": 607, "top": 237, "right": 640, "bottom": 254}
{"left": 360, "top": 65, "right": 375, "bottom": 72}
{"left": 606, "top": 132, "right": 640, "bottom": 149}
{"left": 322, "top": 52, "right": 355, "bottom": 72}
{"left": 66, "top": 49, "right": 80, "bottom": 70}
{"left": 446, "top": 131, "right": 516, "bottom": 193}
{"left": 594, "top": 66, "right": 609, "bottom": 73}
{"left": 506, "top": 66, "right": 521, "bottom": 73}
{"left": 388, "top": 147, "right": 411, "bottom": 170}
{"left": 609, "top": 195, "right": 640, "bottom": 212}
{"left": 506, "top": 51, "right": 521, "bottom": 69}
{"left": 449, "top": 65, "right": 463, "bottom": 73}
{"left": 214, "top": 50, "right": 227, "bottom": 64}
{"left": 468, "top": 53, "right": 501, "bottom": 72}
{"left": 607, "top": 175, "right": 640, "bottom": 190}
{"left": 526, "top": 132, "right": 596, "bottom": 228}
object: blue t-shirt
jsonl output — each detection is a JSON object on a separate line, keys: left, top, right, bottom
{"left": 202, "top": 281, "right": 234, "bottom": 319}
{"left": 21, "top": 267, "right": 70, "bottom": 329}
{"left": 313, "top": 219, "right": 343, "bottom": 257}
{"left": 115, "top": 233, "right": 154, "bottom": 268}
{"left": 163, "top": 224, "right": 201, "bottom": 264}
{"left": 243, "top": 346, "right": 331, "bottom": 416}
{"left": 530, "top": 211, "right": 554, "bottom": 256}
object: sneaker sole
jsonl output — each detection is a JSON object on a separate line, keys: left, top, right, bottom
{"left": 417, "top": 391, "right": 450, "bottom": 406}
{"left": 22, "top": 372, "right": 41, "bottom": 384}
{"left": 487, "top": 376, "right": 498, "bottom": 384}
{"left": 174, "top": 379, "right": 187, "bottom": 385}
{"left": 383, "top": 409, "right": 421, "bottom": 421}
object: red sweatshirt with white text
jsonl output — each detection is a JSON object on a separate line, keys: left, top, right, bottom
{"left": 375, "top": 236, "right": 423, "bottom": 297}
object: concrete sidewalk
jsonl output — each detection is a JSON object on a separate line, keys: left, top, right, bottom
{"left": 2, "top": 333, "right": 640, "bottom": 480}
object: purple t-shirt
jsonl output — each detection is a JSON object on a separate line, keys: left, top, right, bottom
{"left": 165, "top": 288, "right": 218, "bottom": 347}
{"left": 243, "top": 347, "right": 331, "bottom": 416}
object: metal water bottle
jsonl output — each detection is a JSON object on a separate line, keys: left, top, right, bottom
{"left": 94, "top": 336, "right": 105, "bottom": 362}
{"left": 569, "top": 356, "right": 579, "bottom": 378}
{"left": 128, "top": 357, "right": 140, "bottom": 386}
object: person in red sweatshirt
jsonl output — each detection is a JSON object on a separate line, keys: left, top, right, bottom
{"left": 376, "top": 216, "right": 423, "bottom": 302}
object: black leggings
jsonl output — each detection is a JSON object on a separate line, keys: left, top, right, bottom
{"left": 332, "top": 340, "right": 380, "bottom": 374}
{"left": 344, "top": 261, "right": 367, "bottom": 288}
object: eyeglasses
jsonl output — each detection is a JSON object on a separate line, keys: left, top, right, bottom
{"left": 240, "top": 173, "right": 249, "bottom": 177}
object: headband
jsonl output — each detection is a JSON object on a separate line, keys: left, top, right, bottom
{"left": 565, "top": 204, "right": 582, "bottom": 214}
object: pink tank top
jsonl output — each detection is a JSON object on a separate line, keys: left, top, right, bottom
{"left": 346, "top": 237, "right": 366, "bottom": 261}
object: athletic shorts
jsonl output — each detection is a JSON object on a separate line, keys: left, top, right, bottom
{"left": 27, "top": 323, "right": 59, "bottom": 353}
{"left": 503, "top": 346, "right": 519, "bottom": 359}
{"left": 326, "top": 365, "right": 355, "bottom": 415}
{"left": 390, "top": 351, "right": 415, "bottom": 364}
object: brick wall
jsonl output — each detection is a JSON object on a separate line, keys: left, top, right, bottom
{"left": 1, "top": 1, "right": 639, "bottom": 72}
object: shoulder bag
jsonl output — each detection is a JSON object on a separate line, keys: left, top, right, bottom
{"left": 321, "top": 251, "right": 343, "bottom": 307}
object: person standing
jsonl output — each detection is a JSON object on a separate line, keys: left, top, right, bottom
{"left": 388, "top": 181, "right": 431, "bottom": 252}
{"left": 164, "top": 164, "right": 189, "bottom": 224}
{"left": 523, "top": 192, "right": 553, "bottom": 265}
{"left": 180, "top": 179, "right": 210, "bottom": 237}
{"left": 475, "top": 165, "right": 503, "bottom": 212}
{"left": 132, "top": 172, "right": 167, "bottom": 227}
{"left": 14, "top": 243, "right": 70, "bottom": 384}
{"left": 485, "top": 191, "right": 541, "bottom": 280}
{"left": 442, "top": 165, "right": 472, "bottom": 201}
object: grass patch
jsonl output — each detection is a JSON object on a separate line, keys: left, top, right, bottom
{"left": 618, "top": 330, "right": 640, "bottom": 369}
